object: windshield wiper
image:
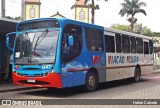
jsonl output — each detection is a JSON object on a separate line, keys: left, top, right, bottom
{"left": 33, "top": 29, "right": 48, "bottom": 54}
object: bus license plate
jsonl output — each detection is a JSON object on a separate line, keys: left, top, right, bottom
{"left": 27, "top": 78, "right": 35, "bottom": 83}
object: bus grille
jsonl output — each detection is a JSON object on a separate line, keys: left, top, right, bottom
{"left": 17, "top": 73, "right": 42, "bottom": 77}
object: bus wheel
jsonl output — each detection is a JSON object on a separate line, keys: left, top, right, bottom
{"left": 134, "top": 67, "right": 141, "bottom": 82}
{"left": 85, "top": 71, "right": 98, "bottom": 92}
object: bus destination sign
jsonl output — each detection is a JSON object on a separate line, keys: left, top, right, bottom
{"left": 18, "top": 20, "right": 60, "bottom": 31}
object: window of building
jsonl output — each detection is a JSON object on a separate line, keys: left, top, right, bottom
{"left": 105, "top": 35, "right": 115, "bottom": 52}
{"left": 85, "top": 28, "right": 103, "bottom": 52}
{"left": 130, "top": 37, "right": 136, "bottom": 53}
{"left": 136, "top": 38, "right": 143, "bottom": 53}
{"left": 115, "top": 33, "right": 122, "bottom": 53}
{"left": 30, "top": 6, "right": 35, "bottom": 18}
{"left": 79, "top": 9, "right": 85, "bottom": 21}
{"left": 61, "top": 24, "right": 82, "bottom": 63}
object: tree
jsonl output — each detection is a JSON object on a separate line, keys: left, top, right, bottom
{"left": 119, "top": 0, "right": 147, "bottom": 32}
{"left": 111, "top": 24, "right": 130, "bottom": 32}
{"left": 142, "top": 26, "right": 153, "bottom": 36}
{"left": 134, "top": 23, "right": 143, "bottom": 34}
{"left": 5, "top": 16, "right": 14, "bottom": 20}
{"left": 153, "top": 32, "right": 160, "bottom": 37}
{"left": 111, "top": 23, "right": 153, "bottom": 37}
{"left": 5, "top": 16, "right": 21, "bottom": 21}
{"left": 82, "top": 0, "right": 108, "bottom": 24}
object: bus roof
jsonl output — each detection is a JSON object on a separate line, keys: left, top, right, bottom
{"left": 17, "top": 18, "right": 152, "bottom": 40}
{"left": 104, "top": 27, "right": 152, "bottom": 40}
{"left": 17, "top": 18, "right": 104, "bottom": 30}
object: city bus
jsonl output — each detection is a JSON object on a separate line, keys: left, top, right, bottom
{"left": 6, "top": 18, "right": 153, "bottom": 91}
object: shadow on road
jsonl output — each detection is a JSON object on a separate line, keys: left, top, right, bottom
{"left": 0, "top": 86, "right": 39, "bottom": 93}
{"left": 19, "top": 78, "right": 148, "bottom": 98}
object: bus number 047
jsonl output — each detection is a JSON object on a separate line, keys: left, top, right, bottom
{"left": 42, "top": 65, "right": 51, "bottom": 69}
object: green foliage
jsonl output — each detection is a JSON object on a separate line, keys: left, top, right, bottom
{"left": 5, "top": 16, "right": 14, "bottom": 19}
{"left": 134, "top": 23, "right": 143, "bottom": 34}
{"left": 111, "top": 24, "right": 130, "bottom": 32}
{"left": 111, "top": 23, "right": 156, "bottom": 37}
{"left": 153, "top": 32, "right": 160, "bottom": 37}
{"left": 119, "top": 0, "right": 146, "bottom": 17}
{"left": 142, "top": 26, "right": 153, "bottom": 37}
{"left": 134, "top": 23, "right": 153, "bottom": 36}
{"left": 119, "top": 0, "right": 147, "bottom": 32}
{"left": 5, "top": 16, "right": 21, "bottom": 21}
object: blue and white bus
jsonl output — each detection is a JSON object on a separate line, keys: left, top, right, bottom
{"left": 6, "top": 18, "right": 153, "bottom": 91}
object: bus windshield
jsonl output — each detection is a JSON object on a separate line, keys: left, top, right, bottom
{"left": 14, "top": 29, "right": 59, "bottom": 64}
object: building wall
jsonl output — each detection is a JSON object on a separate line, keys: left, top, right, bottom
{"left": 75, "top": 7, "right": 89, "bottom": 23}
{"left": 25, "top": 4, "right": 40, "bottom": 20}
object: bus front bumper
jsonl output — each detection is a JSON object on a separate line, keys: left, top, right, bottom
{"left": 12, "top": 72, "right": 63, "bottom": 88}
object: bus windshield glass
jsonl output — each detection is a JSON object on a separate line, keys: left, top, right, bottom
{"left": 14, "top": 29, "right": 59, "bottom": 64}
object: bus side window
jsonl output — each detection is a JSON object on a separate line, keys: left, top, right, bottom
{"left": 61, "top": 24, "right": 82, "bottom": 63}
{"left": 149, "top": 40, "right": 153, "bottom": 54}
{"left": 85, "top": 28, "right": 103, "bottom": 52}
{"left": 115, "top": 33, "right": 122, "bottom": 53}
{"left": 130, "top": 37, "right": 136, "bottom": 53}
{"left": 105, "top": 35, "right": 115, "bottom": 52}
{"left": 122, "top": 35, "right": 130, "bottom": 53}
{"left": 144, "top": 41, "right": 149, "bottom": 54}
{"left": 136, "top": 38, "right": 143, "bottom": 54}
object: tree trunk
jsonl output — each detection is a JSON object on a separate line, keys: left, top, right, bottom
{"left": 91, "top": 0, "right": 95, "bottom": 24}
{"left": 130, "top": 15, "right": 134, "bottom": 32}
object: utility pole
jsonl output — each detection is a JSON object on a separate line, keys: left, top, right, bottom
{"left": 21, "top": 0, "right": 25, "bottom": 21}
{"left": 1, "top": 0, "right": 5, "bottom": 18}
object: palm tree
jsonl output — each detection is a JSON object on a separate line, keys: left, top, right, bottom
{"left": 84, "top": 0, "right": 108, "bottom": 24}
{"left": 119, "top": 0, "right": 147, "bottom": 32}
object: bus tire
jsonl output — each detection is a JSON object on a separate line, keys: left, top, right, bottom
{"left": 85, "top": 71, "right": 98, "bottom": 92}
{"left": 134, "top": 67, "right": 141, "bottom": 83}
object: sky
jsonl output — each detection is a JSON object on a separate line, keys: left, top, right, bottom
{"left": 0, "top": 0, "right": 160, "bottom": 32}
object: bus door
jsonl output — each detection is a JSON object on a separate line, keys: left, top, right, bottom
{"left": 104, "top": 32, "right": 118, "bottom": 81}
{"left": 143, "top": 39, "right": 151, "bottom": 74}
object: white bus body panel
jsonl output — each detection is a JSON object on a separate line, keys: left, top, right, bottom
{"left": 104, "top": 27, "right": 153, "bottom": 82}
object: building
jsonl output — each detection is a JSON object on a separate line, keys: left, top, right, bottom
{"left": 22, "top": 0, "right": 41, "bottom": 20}
{"left": 50, "top": 12, "right": 66, "bottom": 18}
{"left": 71, "top": 0, "right": 89, "bottom": 23}
{"left": 0, "top": 18, "right": 18, "bottom": 81}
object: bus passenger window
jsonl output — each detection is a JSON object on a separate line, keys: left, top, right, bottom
{"left": 149, "top": 40, "right": 153, "bottom": 54}
{"left": 130, "top": 37, "right": 136, "bottom": 53}
{"left": 136, "top": 38, "right": 143, "bottom": 54}
{"left": 105, "top": 35, "right": 115, "bottom": 52}
{"left": 85, "top": 28, "right": 103, "bottom": 52}
{"left": 61, "top": 24, "right": 82, "bottom": 63}
{"left": 144, "top": 41, "right": 149, "bottom": 54}
{"left": 122, "top": 35, "right": 130, "bottom": 53}
{"left": 115, "top": 33, "right": 122, "bottom": 53}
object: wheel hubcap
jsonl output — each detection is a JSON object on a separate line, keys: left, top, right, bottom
{"left": 88, "top": 76, "right": 95, "bottom": 87}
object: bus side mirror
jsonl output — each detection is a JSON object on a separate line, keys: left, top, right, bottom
{"left": 68, "top": 35, "right": 74, "bottom": 46}
{"left": 6, "top": 32, "right": 16, "bottom": 51}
